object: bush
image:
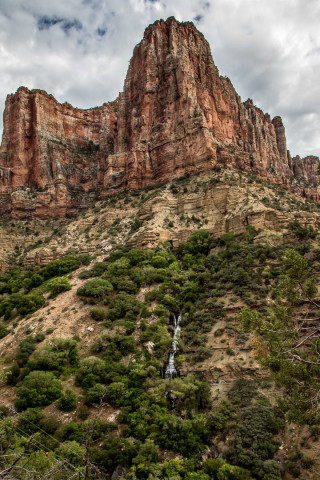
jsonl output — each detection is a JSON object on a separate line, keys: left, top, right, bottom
{"left": 106, "top": 293, "right": 142, "bottom": 322}
{"left": 289, "top": 220, "right": 317, "bottom": 239}
{"left": 228, "top": 378, "right": 258, "bottom": 407}
{"left": 0, "top": 324, "right": 9, "bottom": 339}
{"left": 0, "top": 296, "right": 17, "bottom": 320}
{"left": 15, "top": 371, "right": 63, "bottom": 410}
{"left": 77, "top": 278, "right": 113, "bottom": 299}
{"left": 78, "top": 405, "right": 90, "bottom": 420}
{"left": 106, "top": 382, "right": 126, "bottom": 406}
{"left": 204, "top": 458, "right": 249, "bottom": 479}
{"left": 35, "top": 333, "right": 45, "bottom": 343}
{"left": 6, "top": 363, "right": 20, "bottom": 385}
{"left": 192, "top": 346, "right": 212, "bottom": 363}
{"left": 27, "top": 338, "right": 78, "bottom": 372}
{"left": 55, "top": 440, "right": 85, "bottom": 466}
{"left": 41, "top": 255, "right": 80, "bottom": 279}
{"left": 228, "top": 402, "right": 282, "bottom": 478}
{"left": 40, "top": 415, "right": 61, "bottom": 434}
{"left": 79, "top": 254, "right": 92, "bottom": 266}
{"left": 17, "top": 293, "right": 45, "bottom": 316}
{"left": 59, "top": 389, "right": 77, "bottom": 412}
{"left": 91, "top": 262, "right": 108, "bottom": 276}
{"left": 85, "top": 383, "right": 108, "bottom": 405}
{"left": 90, "top": 307, "right": 106, "bottom": 321}
{"left": 107, "top": 257, "right": 130, "bottom": 277}
{"left": 29, "top": 273, "right": 44, "bottom": 289}
{"left": 75, "top": 357, "right": 106, "bottom": 388}
{"left": 130, "top": 217, "right": 143, "bottom": 233}
{"left": 126, "top": 249, "right": 153, "bottom": 266}
{"left": 16, "top": 336, "right": 36, "bottom": 366}
{"left": 79, "top": 262, "right": 108, "bottom": 279}
{"left": 18, "top": 407, "right": 45, "bottom": 434}
{"left": 46, "top": 277, "right": 72, "bottom": 297}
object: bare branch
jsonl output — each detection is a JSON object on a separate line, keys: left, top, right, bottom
{"left": 289, "top": 353, "right": 320, "bottom": 365}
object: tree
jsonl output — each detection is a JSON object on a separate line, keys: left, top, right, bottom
{"left": 237, "top": 249, "right": 320, "bottom": 422}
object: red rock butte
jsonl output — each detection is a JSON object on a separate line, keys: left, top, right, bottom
{"left": 0, "top": 16, "right": 319, "bottom": 218}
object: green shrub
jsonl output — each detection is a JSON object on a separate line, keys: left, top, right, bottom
{"left": 18, "top": 407, "right": 45, "bottom": 434}
{"left": 0, "top": 296, "right": 17, "bottom": 320}
{"left": 79, "top": 262, "right": 108, "bottom": 279}
{"left": 16, "top": 336, "right": 36, "bottom": 366}
{"left": 228, "top": 378, "right": 258, "bottom": 407}
{"left": 289, "top": 219, "right": 317, "bottom": 239}
{"left": 204, "top": 458, "right": 249, "bottom": 479}
{"left": 107, "top": 257, "right": 130, "bottom": 277}
{"left": 78, "top": 405, "right": 90, "bottom": 420}
{"left": 75, "top": 356, "right": 106, "bottom": 388}
{"left": 151, "top": 254, "right": 169, "bottom": 269}
{"left": 84, "top": 383, "right": 108, "bottom": 405}
{"left": 17, "top": 293, "right": 45, "bottom": 316}
{"left": 90, "top": 307, "right": 106, "bottom": 321}
{"left": 55, "top": 440, "right": 85, "bottom": 466}
{"left": 27, "top": 338, "right": 78, "bottom": 373}
{"left": 228, "top": 402, "right": 282, "bottom": 478}
{"left": 15, "top": 371, "right": 63, "bottom": 410}
{"left": 40, "top": 415, "right": 61, "bottom": 434}
{"left": 0, "top": 324, "right": 9, "bottom": 339}
{"left": 35, "top": 333, "right": 45, "bottom": 343}
{"left": 192, "top": 346, "right": 212, "bottom": 363}
{"left": 6, "top": 363, "right": 20, "bottom": 385}
{"left": 126, "top": 249, "right": 153, "bottom": 266}
{"left": 46, "top": 277, "right": 72, "bottom": 297}
{"left": 91, "top": 262, "right": 108, "bottom": 276}
{"left": 77, "top": 278, "right": 113, "bottom": 299}
{"left": 130, "top": 217, "right": 143, "bottom": 232}
{"left": 59, "top": 389, "right": 77, "bottom": 412}
{"left": 41, "top": 255, "right": 80, "bottom": 279}
{"left": 106, "top": 382, "right": 126, "bottom": 406}
{"left": 29, "top": 273, "right": 44, "bottom": 289}
{"left": 79, "top": 254, "right": 92, "bottom": 266}
{"left": 106, "top": 293, "right": 142, "bottom": 322}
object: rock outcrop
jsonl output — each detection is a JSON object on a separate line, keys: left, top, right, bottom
{"left": 0, "top": 17, "right": 319, "bottom": 218}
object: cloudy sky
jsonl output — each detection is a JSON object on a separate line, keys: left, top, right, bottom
{"left": 0, "top": 0, "right": 319, "bottom": 158}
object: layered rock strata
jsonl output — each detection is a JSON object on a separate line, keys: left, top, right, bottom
{"left": 0, "top": 17, "right": 319, "bottom": 218}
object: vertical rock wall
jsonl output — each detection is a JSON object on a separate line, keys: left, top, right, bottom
{"left": 0, "top": 17, "right": 319, "bottom": 218}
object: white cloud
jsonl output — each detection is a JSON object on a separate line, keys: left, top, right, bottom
{"left": 0, "top": 0, "right": 319, "bottom": 158}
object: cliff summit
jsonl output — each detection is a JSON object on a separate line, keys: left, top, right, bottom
{"left": 0, "top": 17, "right": 319, "bottom": 218}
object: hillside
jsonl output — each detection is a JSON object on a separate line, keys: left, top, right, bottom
{"left": 0, "top": 168, "right": 320, "bottom": 479}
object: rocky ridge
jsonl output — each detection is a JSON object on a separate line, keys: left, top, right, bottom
{"left": 0, "top": 168, "right": 317, "bottom": 272}
{"left": 0, "top": 17, "right": 319, "bottom": 218}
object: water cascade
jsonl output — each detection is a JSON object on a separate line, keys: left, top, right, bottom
{"left": 165, "top": 313, "right": 181, "bottom": 378}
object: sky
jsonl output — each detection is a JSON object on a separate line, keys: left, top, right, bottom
{"left": 0, "top": 0, "right": 319, "bottom": 158}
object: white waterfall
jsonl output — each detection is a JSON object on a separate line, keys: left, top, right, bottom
{"left": 165, "top": 313, "right": 181, "bottom": 378}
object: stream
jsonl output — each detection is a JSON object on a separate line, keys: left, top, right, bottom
{"left": 165, "top": 313, "right": 181, "bottom": 379}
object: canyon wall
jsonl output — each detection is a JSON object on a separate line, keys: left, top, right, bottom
{"left": 0, "top": 17, "right": 319, "bottom": 218}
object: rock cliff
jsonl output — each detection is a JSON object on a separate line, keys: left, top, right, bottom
{"left": 0, "top": 17, "right": 319, "bottom": 218}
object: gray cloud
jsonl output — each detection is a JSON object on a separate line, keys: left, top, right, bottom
{"left": 0, "top": 0, "right": 319, "bottom": 158}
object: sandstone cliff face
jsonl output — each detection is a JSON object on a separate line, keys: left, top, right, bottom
{"left": 0, "top": 88, "right": 118, "bottom": 218}
{"left": 0, "top": 17, "right": 319, "bottom": 218}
